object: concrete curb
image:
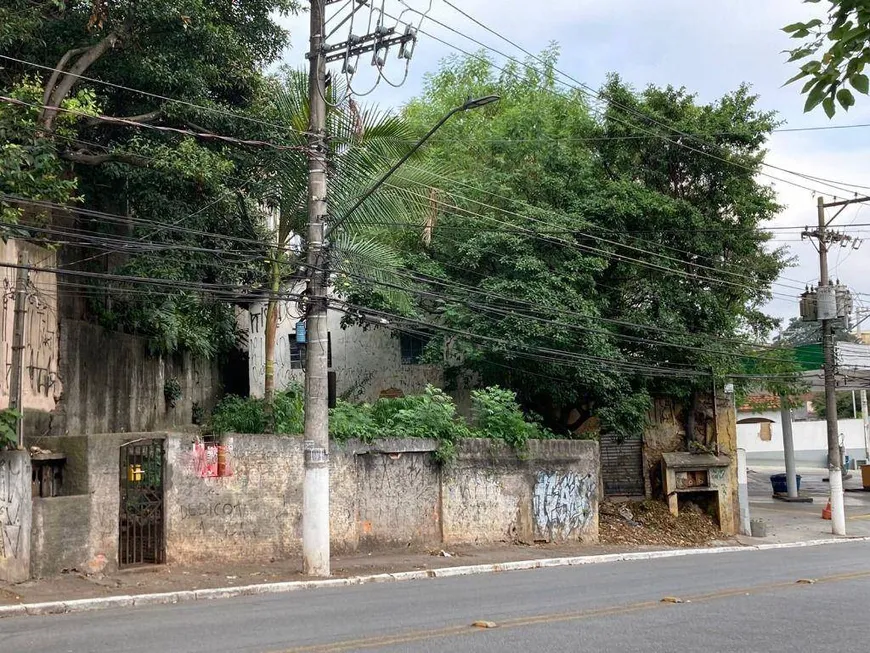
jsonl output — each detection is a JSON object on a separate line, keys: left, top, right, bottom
{"left": 3, "top": 536, "right": 869, "bottom": 619}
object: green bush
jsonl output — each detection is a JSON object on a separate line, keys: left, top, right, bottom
{"left": 328, "top": 384, "right": 549, "bottom": 461}
{"left": 470, "top": 386, "right": 553, "bottom": 450}
{"left": 0, "top": 408, "right": 20, "bottom": 450}
{"left": 209, "top": 384, "right": 553, "bottom": 463}
{"left": 330, "top": 400, "right": 378, "bottom": 443}
{"left": 210, "top": 383, "right": 304, "bottom": 435}
{"left": 210, "top": 394, "right": 267, "bottom": 435}
{"left": 273, "top": 383, "right": 305, "bottom": 434}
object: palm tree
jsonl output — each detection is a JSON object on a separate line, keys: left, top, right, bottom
{"left": 258, "top": 70, "right": 439, "bottom": 404}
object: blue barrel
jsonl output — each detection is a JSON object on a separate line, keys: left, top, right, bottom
{"left": 770, "top": 473, "right": 801, "bottom": 494}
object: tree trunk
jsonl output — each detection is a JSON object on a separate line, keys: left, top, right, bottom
{"left": 263, "top": 260, "right": 281, "bottom": 406}
{"left": 40, "top": 32, "right": 119, "bottom": 132}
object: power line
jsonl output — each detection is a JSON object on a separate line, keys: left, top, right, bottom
{"left": 378, "top": 179, "right": 804, "bottom": 300}
{"left": 326, "top": 259, "right": 803, "bottom": 367}
{"left": 384, "top": 5, "right": 870, "bottom": 199}
{"left": 328, "top": 244, "right": 796, "bottom": 354}
{"left": 331, "top": 299, "right": 709, "bottom": 378}
{"left": 0, "top": 95, "right": 310, "bottom": 154}
{"left": 0, "top": 54, "right": 314, "bottom": 138}
{"left": 351, "top": 146, "right": 818, "bottom": 296}
{"left": 0, "top": 196, "right": 296, "bottom": 255}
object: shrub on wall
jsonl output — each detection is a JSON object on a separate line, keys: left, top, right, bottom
{"left": 210, "top": 383, "right": 304, "bottom": 435}
{"left": 208, "top": 383, "right": 552, "bottom": 461}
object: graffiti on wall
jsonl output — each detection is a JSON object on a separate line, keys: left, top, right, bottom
{"left": 0, "top": 244, "right": 60, "bottom": 408}
{"left": 0, "top": 454, "right": 26, "bottom": 559}
{"left": 247, "top": 303, "right": 304, "bottom": 395}
{"left": 533, "top": 471, "right": 596, "bottom": 542}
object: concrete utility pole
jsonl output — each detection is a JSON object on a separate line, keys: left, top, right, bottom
{"left": 780, "top": 397, "right": 799, "bottom": 499}
{"left": 817, "top": 196, "right": 845, "bottom": 534}
{"left": 8, "top": 253, "right": 28, "bottom": 447}
{"left": 302, "top": 0, "right": 331, "bottom": 577}
{"left": 861, "top": 389, "right": 869, "bottom": 462}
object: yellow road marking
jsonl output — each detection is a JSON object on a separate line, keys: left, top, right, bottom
{"left": 272, "top": 569, "right": 870, "bottom": 653}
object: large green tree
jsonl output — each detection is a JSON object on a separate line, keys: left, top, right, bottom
{"left": 784, "top": 0, "right": 870, "bottom": 116}
{"left": 397, "top": 51, "right": 789, "bottom": 437}
{"left": 0, "top": 0, "right": 296, "bottom": 356}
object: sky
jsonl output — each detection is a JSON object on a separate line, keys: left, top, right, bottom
{"left": 275, "top": 0, "right": 870, "bottom": 332}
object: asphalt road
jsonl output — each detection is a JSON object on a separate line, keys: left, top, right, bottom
{"left": 3, "top": 542, "right": 870, "bottom": 653}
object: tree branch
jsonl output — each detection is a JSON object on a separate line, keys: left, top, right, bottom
{"left": 41, "top": 47, "right": 90, "bottom": 108}
{"left": 60, "top": 149, "right": 149, "bottom": 167}
{"left": 86, "top": 109, "right": 162, "bottom": 127}
{"left": 41, "top": 32, "right": 120, "bottom": 132}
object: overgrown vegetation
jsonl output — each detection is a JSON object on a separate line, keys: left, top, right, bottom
{"left": 396, "top": 51, "right": 792, "bottom": 438}
{"left": 208, "top": 384, "right": 552, "bottom": 462}
{"left": 0, "top": 408, "right": 20, "bottom": 450}
{"left": 210, "top": 383, "right": 305, "bottom": 436}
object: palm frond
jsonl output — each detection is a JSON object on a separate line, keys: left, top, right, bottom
{"left": 330, "top": 233, "right": 415, "bottom": 311}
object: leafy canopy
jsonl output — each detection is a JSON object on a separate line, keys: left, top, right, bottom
{"left": 784, "top": 1, "right": 870, "bottom": 116}
{"left": 397, "top": 50, "right": 790, "bottom": 437}
{"left": 1, "top": 0, "right": 297, "bottom": 356}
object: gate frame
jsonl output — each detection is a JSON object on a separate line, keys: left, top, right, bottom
{"left": 118, "top": 437, "right": 166, "bottom": 567}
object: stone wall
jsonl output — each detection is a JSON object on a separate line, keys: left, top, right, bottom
{"left": 29, "top": 433, "right": 600, "bottom": 574}
{"left": 443, "top": 440, "right": 599, "bottom": 545}
{"left": 0, "top": 451, "right": 31, "bottom": 582}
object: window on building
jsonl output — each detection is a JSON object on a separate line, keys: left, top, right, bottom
{"left": 400, "top": 332, "right": 429, "bottom": 365}
{"left": 289, "top": 332, "right": 331, "bottom": 368}
{"left": 289, "top": 335, "right": 304, "bottom": 369}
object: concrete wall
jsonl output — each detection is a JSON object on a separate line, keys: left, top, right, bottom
{"left": 442, "top": 440, "right": 599, "bottom": 545}
{"left": 51, "top": 321, "right": 221, "bottom": 436}
{"left": 738, "top": 415, "right": 868, "bottom": 467}
{"left": 0, "top": 240, "right": 61, "bottom": 414}
{"left": 1, "top": 237, "right": 221, "bottom": 437}
{"left": 243, "top": 302, "right": 442, "bottom": 403}
{"left": 31, "top": 496, "right": 89, "bottom": 577}
{"left": 0, "top": 451, "right": 31, "bottom": 582}
{"left": 29, "top": 433, "right": 600, "bottom": 574}
{"left": 29, "top": 432, "right": 159, "bottom": 575}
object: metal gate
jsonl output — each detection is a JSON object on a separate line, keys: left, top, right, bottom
{"left": 600, "top": 433, "right": 645, "bottom": 497}
{"left": 119, "top": 439, "right": 165, "bottom": 566}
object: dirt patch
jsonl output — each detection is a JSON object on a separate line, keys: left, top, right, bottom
{"left": 599, "top": 499, "right": 721, "bottom": 547}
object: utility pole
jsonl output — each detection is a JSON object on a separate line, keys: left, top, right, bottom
{"left": 780, "top": 397, "right": 799, "bottom": 499}
{"left": 818, "top": 196, "right": 845, "bottom": 534}
{"left": 302, "top": 0, "right": 331, "bottom": 577}
{"left": 861, "top": 389, "right": 869, "bottom": 462}
{"left": 806, "top": 195, "right": 870, "bottom": 535}
{"left": 8, "top": 252, "right": 28, "bottom": 447}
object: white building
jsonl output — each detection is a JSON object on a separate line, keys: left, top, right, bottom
{"left": 240, "top": 300, "right": 443, "bottom": 403}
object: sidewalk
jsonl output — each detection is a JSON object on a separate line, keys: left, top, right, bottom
{"left": 740, "top": 466, "right": 870, "bottom": 544}
{"left": 5, "top": 475, "right": 869, "bottom": 610}
{"left": 0, "top": 542, "right": 659, "bottom": 607}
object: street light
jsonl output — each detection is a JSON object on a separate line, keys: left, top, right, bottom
{"left": 300, "top": 94, "right": 499, "bottom": 577}
{"left": 326, "top": 95, "right": 500, "bottom": 236}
